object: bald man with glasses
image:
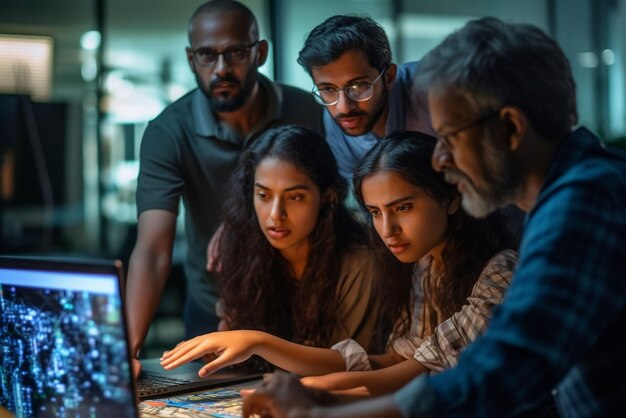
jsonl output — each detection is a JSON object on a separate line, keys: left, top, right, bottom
{"left": 125, "top": 0, "right": 322, "bottom": 377}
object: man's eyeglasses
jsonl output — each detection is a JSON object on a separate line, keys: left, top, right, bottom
{"left": 436, "top": 110, "right": 501, "bottom": 148}
{"left": 312, "top": 67, "right": 387, "bottom": 106}
{"left": 188, "top": 41, "right": 259, "bottom": 67}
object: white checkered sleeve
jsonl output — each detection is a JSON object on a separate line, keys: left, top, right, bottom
{"left": 331, "top": 338, "right": 373, "bottom": 371}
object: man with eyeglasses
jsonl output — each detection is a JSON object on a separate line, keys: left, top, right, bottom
{"left": 126, "top": 0, "right": 322, "bottom": 377}
{"left": 297, "top": 15, "right": 433, "bottom": 181}
{"left": 295, "top": 11, "right": 523, "bottom": 375}
{"left": 242, "top": 17, "right": 626, "bottom": 418}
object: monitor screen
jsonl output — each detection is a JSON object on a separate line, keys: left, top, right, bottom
{"left": 0, "top": 258, "right": 137, "bottom": 418}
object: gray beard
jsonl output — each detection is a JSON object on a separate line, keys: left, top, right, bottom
{"left": 445, "top": 137, "right": 521, "bottom": 218}
{"left": 460, "top": 188, "right": 501, "bottom": 218}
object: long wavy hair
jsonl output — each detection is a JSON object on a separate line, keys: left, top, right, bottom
{"left": 219, "top": 125, "right": 365, "bottom": 347}
{"left": 353, "top": 131, "right": 517, "bottom": 340}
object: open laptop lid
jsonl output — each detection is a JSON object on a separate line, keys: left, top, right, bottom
{"left": 0, "top": 255, "right": 139, "bottom": 418}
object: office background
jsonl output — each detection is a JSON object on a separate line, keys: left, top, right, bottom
{"left": 1, "top": 0, "right": 625, "bottom": 355}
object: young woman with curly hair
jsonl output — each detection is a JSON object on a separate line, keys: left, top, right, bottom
{"left": 163, "top": 124, "right": 379, "bottom": 367}
{"left": 161, "top": 131, "right": 517, "bottom": 394}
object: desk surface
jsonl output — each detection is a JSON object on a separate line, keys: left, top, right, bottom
{"left": 139, "top": 380, "right": 261, "bottom": 417}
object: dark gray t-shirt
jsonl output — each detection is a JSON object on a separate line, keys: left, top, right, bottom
{"left": 136, "top": 75, "right": 324, "bottom": 322}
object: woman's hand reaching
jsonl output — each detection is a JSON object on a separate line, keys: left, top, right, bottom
{"left": 160, "top": 330, "right": 263, "bottom": 377}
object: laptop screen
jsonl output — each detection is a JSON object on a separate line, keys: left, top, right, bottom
{"left": 0, "top": 257, "right": 138, "bottom": 418}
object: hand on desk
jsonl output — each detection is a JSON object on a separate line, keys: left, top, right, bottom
{"left": 243, "top": 372, "right": 402, "bottom": 418}
{"left": 160, "top": 330, "right": 260, "bottom": 377}
{"left": 242, "top": 372, "right": 336, "bottom": 418}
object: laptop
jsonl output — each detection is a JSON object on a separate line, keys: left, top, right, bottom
{"left": 0, "top": 256, "right": 261, "bottom": 417}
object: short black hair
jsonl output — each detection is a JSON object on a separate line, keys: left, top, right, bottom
{"left": 297, "top": 15, "right": 392, "bottom": 75}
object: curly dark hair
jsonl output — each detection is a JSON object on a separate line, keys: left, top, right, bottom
{"left": 218, "top": 125, "right": 365, "bottom": 347}
{"left": 353, "top": 131, "right": 518, "bottom": 340}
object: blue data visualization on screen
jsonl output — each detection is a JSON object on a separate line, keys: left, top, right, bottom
{"left": 0, "top": 268, "right": 136, "bottom": 418}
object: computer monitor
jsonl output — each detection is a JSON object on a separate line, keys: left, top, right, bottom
{"left": 0, "top": 256, "right": 138, "bottom": 418}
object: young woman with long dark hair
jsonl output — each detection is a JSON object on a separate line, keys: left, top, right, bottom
{"left": 165, "top": 125, "right": 379, "bottom": 365}
{"left": 161, "top": 131, "right": 517, "bottom": 393}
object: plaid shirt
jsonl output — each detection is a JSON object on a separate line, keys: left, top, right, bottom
{"left": 332, "top": 250, "right": 517, "bottom": 372}
{"left": 395, "top": 127, "right": 626, "bottom": 417}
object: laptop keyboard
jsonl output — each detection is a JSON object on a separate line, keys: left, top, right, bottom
{"left": 137, "top": 373, "right": 193, "bottom": 396}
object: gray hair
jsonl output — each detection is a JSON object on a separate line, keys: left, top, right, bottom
{"left": 415, "top": 17, "right": 577, "bottom": 141}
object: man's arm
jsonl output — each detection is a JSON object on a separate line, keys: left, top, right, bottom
{"left": 242, "top": 372, "right": 405, "bottom": 418}
{"left": 206, "top": 221, "right": 224, "bottom": 272}
{"left": 126, "top": 209, "right": 177, "bottom": 363}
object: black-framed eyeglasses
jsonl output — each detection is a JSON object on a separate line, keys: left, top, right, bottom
{"left": 312, "top": 67, "right": 387, "bottom": 106}
{"left": 188, "top": 40, "right": 259, "bottom": 67}
{"left": 436, "top": 110, "right": 501, "bottom": 148}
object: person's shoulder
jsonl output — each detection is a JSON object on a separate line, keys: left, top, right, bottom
{"left": 272, "top": 82, "right": 324, "bottom": 134}
{"left": 276, "top": 82, "right": 319, "bottom": 107}
{"left": 484, "top": 249, "right": 519, "bottom": 271}
{"left": 575, "top": 150, "right": 626, "bottom": 189}
{"left": 395, "top": 61, "right": 420, "bottom": 81}
{"left": 339, "top": 243, "right": 375, "bottom": 273}
{"left": 342, "top": 241, "right": 370, "bottom": 257}
{"left": 154, "top": 89, "right": 196, "bottom": 120}
{"left": 143, "top": 89, "right": 197, "bottom": 139}
{"left": 398, "top": 60, "right": 420, "bottom": 71}
{"left": 335, "top": 243, "right": 377, "bottom": 293}
{"left": 531, "top": 128, "right": 626, "bottom": 212}
{"left": 478, "top": 249, "right": 518, "bottom": 286}
{"left": 464, "top": 250, "right": 517, "bottom": 301}
{"left": 557, "top": 129, "right": 626, "bottom": 185}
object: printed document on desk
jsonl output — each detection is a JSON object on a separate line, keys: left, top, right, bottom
{"left": 139, "top": 380, "right": 261, "bottom": 417}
